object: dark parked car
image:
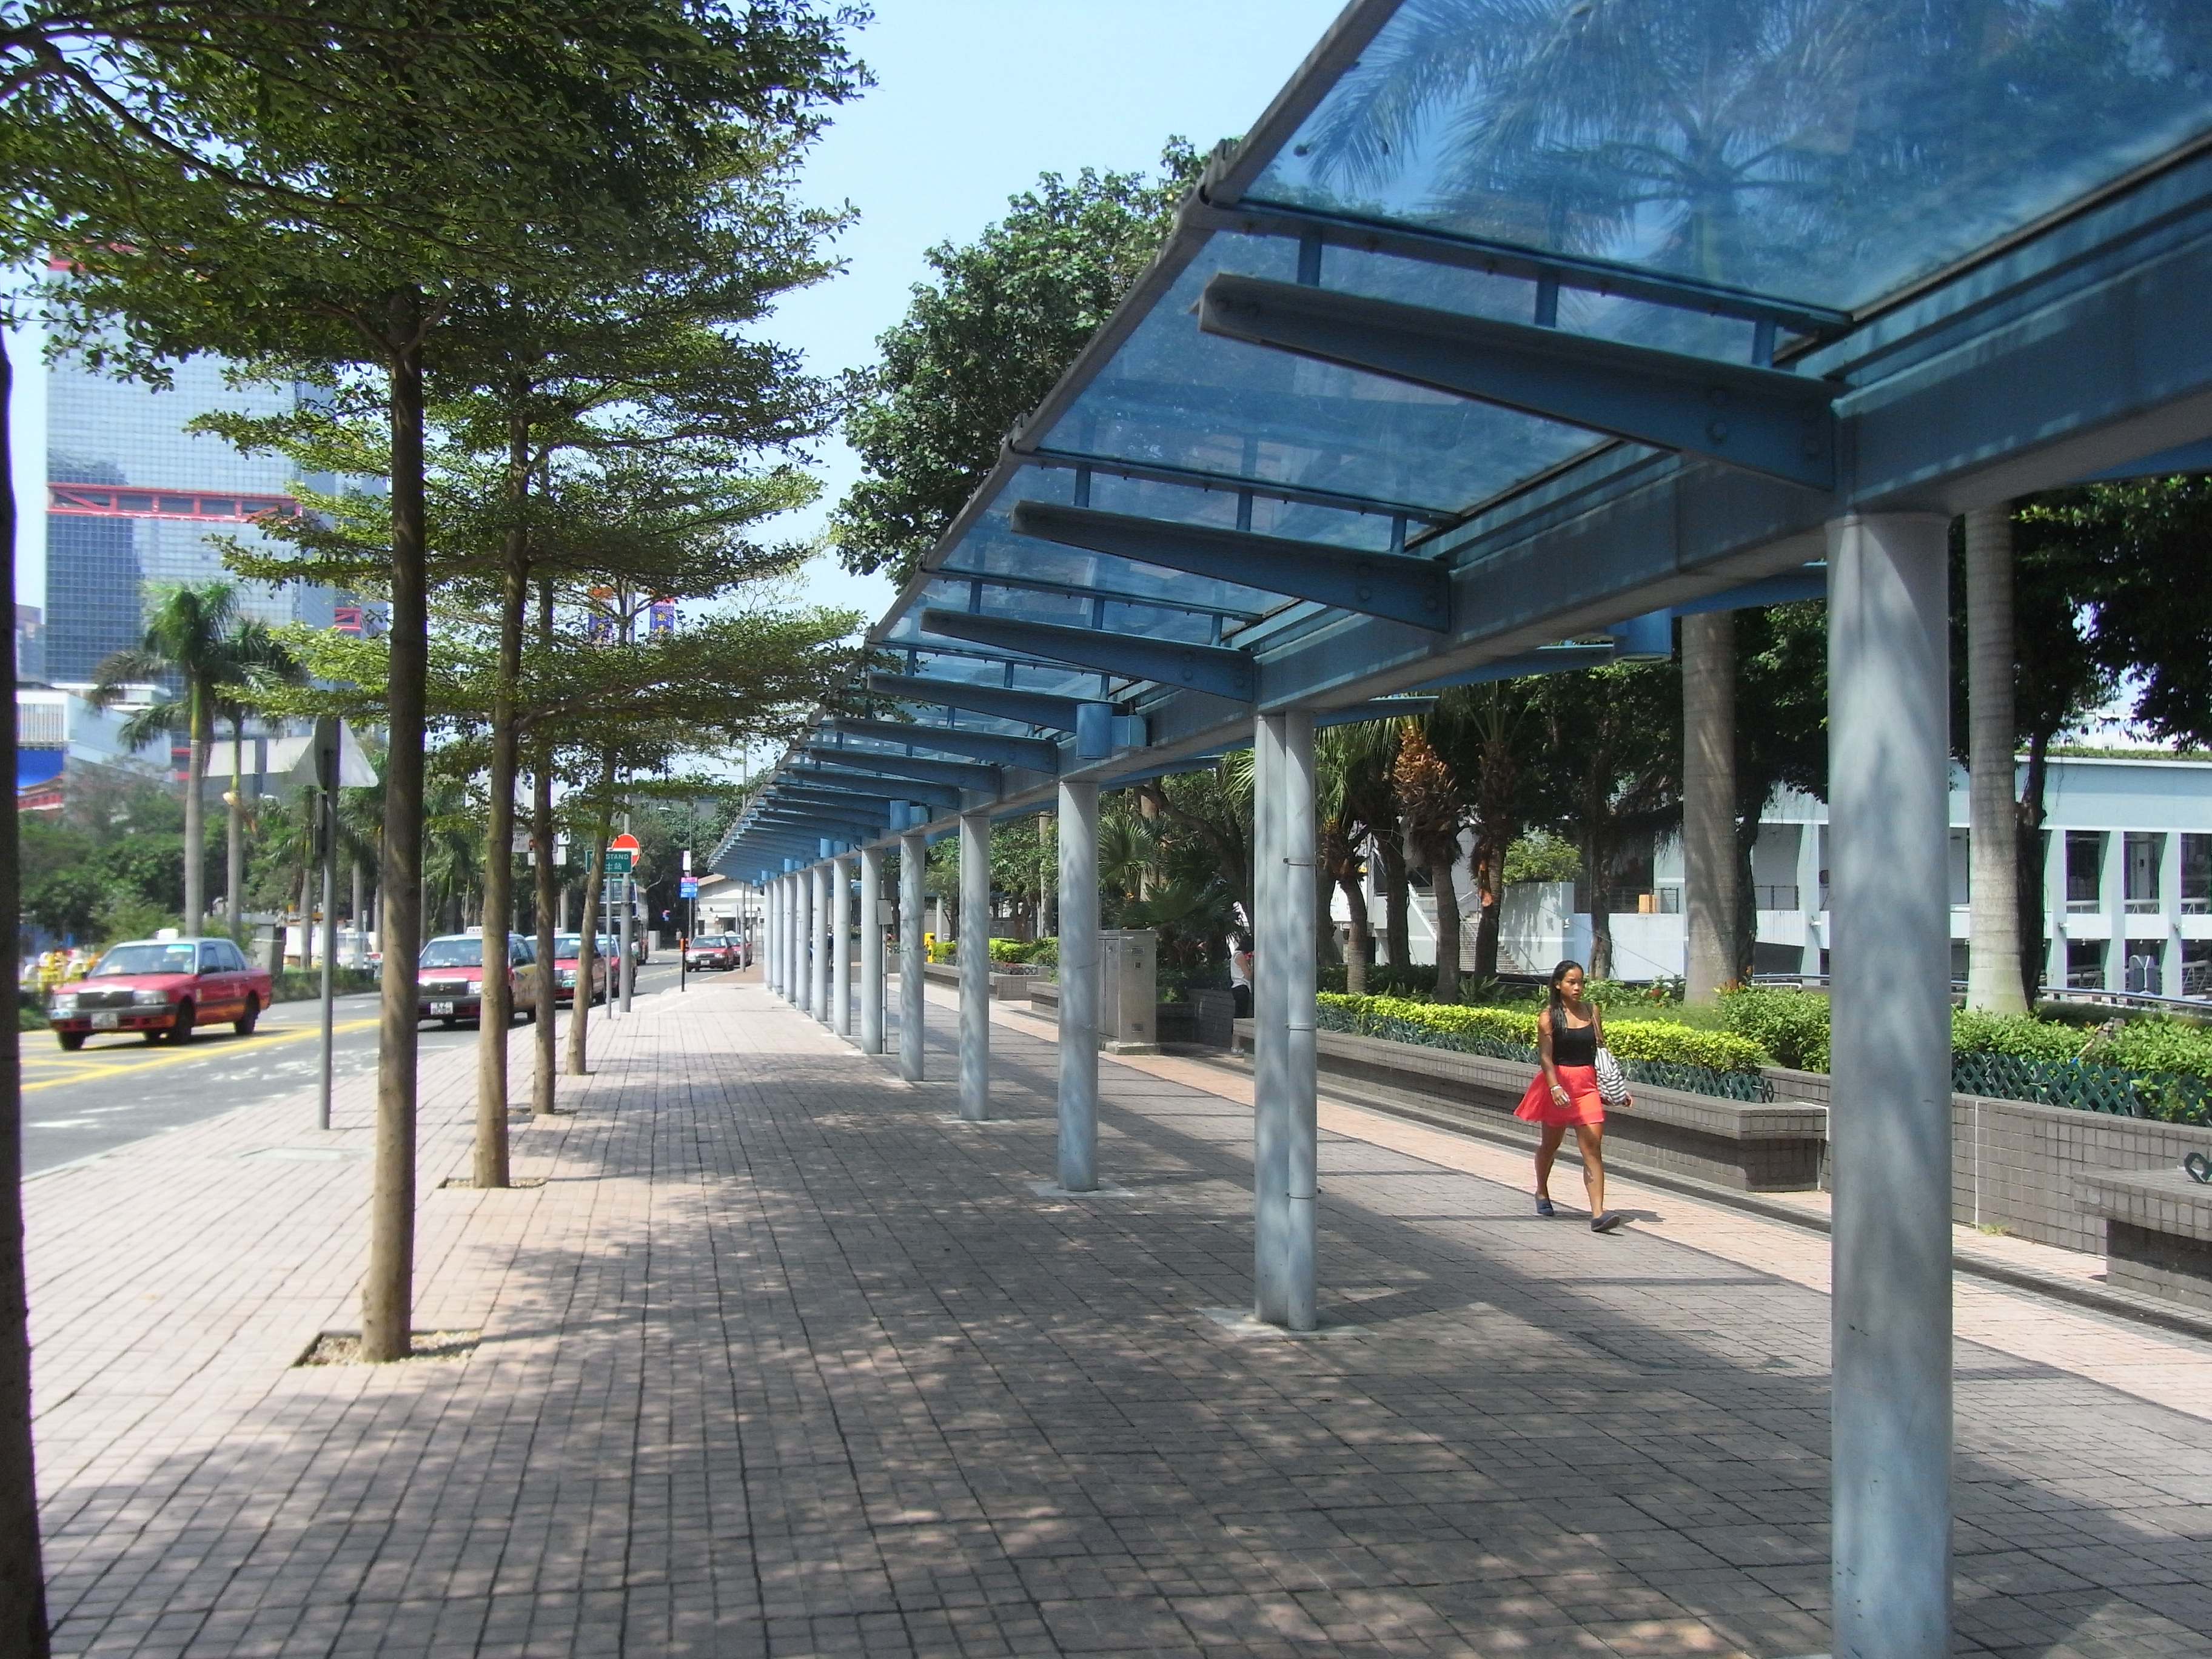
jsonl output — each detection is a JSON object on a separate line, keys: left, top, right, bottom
{"left": 48, "top": 936, "right": 273, "bottom": 1050}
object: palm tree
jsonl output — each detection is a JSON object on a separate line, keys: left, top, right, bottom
{"left": 1316, "top": 720, "right": 1399, "bottom": 994}
{"left": 90, "top": 584, "right": 297, "bottom": 936}
{"left": 1392, "top": 719, "right": 1467, "bottom": 1001}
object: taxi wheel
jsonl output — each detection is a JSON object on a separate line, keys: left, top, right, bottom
{"left": 56, "top": 1031, "right": 84, "bottom": 1052}
{"left": 169, "top": 1002, "right": 195, "bottom": 1044}
{"left": 235, "top": 996, "right": 260, "bottom": 1036}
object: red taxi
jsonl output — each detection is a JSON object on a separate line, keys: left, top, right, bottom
{"left": 417, "top": 933, "right": 540, "bottom": 1027}
{"left": 549, "top": 934, "right": 608, "bottom": 1006}
{"left": 48, "top": 936, "right": 272, "bottom": 1050}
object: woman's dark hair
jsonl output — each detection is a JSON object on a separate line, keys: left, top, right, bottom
{"left": 1547, "top": 959, "right": 1586, "bottom": 1022}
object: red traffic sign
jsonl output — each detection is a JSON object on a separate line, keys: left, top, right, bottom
{"left": 608, "top": 833, "right": 641, "bottom": 853}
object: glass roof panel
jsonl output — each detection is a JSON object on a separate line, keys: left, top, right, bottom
{"left": 1247, "top": 0, "right": 2212, "bottom": 315}
{"left": 1041, "top": 231, "right": 1597, "bottom": 513}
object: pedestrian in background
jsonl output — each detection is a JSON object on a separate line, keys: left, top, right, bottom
{"left": 1515, "top": 959, "right": 1626, "bottom": 1232}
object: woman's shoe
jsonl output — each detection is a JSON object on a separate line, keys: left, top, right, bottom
{"left": 1591, "top": 1212, "right": 1626, "bottom": 1234}
{"left": 1535, "top": 1198, "right": 1556, "bottom": 1218}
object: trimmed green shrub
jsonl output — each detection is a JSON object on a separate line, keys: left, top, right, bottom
{"left": 271, "top": 967, "right": 380, "bottom": 1002}
{"left": 2098, "top": 1016, "right": 2212, "bottom": 1080}
{"left": 1949, "top": 1007, "right": 2083, "bottom": 1065}
{"left": 1718, "top": 987, "right": 1831, "bottom": 1071}
{"left": 1317, "top": 993, "right": 1767, "bottom": 1073}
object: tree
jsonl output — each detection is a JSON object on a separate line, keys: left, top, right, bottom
{"left": 87, "top": 583, "right": 291, "bottom": 934}
{"left": 832, "top": 142, "right": 1204, "bottom": 585}
{"left": 1316, "top": 722, "right": 1397, "bottom": 994}
{"left": 1392, "top": 720, "right": 1466, "bottom": 1001}
{"left": 1732, "top": 600, "right": 1828, "bottom": 979}
{"left": 1431, "top": 682, "right": 1541, "bottom": 980}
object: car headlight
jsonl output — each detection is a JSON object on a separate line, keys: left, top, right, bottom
{"left": 133, "top": 988, "right": 170, "bottom": 1007}
{"left": 49, "top": 994, "right": 75, "bottom": 1015}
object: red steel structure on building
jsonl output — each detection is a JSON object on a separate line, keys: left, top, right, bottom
{"left": 47, "top": 483, "right": 298, "bottom": 523}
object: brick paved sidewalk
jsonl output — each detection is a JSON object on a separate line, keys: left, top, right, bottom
{"left": 23, "top": 977, "right": 2212, "bottom": 1657}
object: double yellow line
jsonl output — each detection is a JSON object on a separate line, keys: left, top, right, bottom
{"left": 21, "top": 1014, "right": 385, "bottom": 1092}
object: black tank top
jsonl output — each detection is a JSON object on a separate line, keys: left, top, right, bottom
{"left": 1551, "top": 1008, "right": 1597, "bottom": 1067}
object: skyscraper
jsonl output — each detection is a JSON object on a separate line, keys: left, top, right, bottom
{"left": 43, "top": 350, "right": 335, "bottom": 682}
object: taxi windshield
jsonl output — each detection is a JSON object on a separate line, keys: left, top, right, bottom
{"left": 553, "top": 936, "right": 583, "bottom": 959}
{"left": 91, "top": 943, "right": 198, "bottom": 976}
{"left": 418, "top": 939, "right": 486, "bottom": 970}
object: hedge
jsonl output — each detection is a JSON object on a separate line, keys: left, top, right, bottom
{"left": 1316, "top": 993, "right": 1768, "bottom": 1073}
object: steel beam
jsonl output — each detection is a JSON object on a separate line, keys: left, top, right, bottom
{"left": 1409, "top": 645, "right": 1615, "bottom": 691}
{"left": 919, "top": 608, "right": 1256, "bottom": 701}
{"left": 1829, "top": 512, "right": 1954, "bottom": 1659}
{"left": 779, "top": 778, "right": 961, "bottom": 812}
{"left": 832, "top": 717, "right": 1062, "bottom": 772}
{"left": 867, "top": 672, "right": 1098, "bottom": 732}
{"left": 803, "top": 749, "right": 1002, "bottom": 794}
{"left": 1250, "top": 713, "right": 1287, "bottom": 1324}
{"left": 1199, "top": 272, "right": 1840, "bottom": 490}
{"left": 1316, "top": 698, "right": 1436, "bottom": 726}
{"left": 1009, "top": 501, "right": 1450, "bottom": 631}
{"left": 1670, "top": 566, "right": 1827, "bottom": 614}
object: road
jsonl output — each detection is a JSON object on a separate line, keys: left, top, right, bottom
{"left": 21, "top": 956, "right": 692, "bottom": 1176}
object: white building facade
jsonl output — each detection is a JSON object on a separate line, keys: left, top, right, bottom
{"left": 1349, "top": 754, "right": 2212, "bottom": 999}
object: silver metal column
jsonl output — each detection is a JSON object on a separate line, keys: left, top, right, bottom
{"left": 770, "top": 878, "right": 785, "bottom": 996}
{"left": 958, "top": 808, "right": 991, "bottom": 1121}
{"left": 809, "top": 862, "right": 828, "bottom": 1021}
{"left": 1250, "top": 712, "right": 1287, "bottom": 1324}
{"left": 831, "top": 853, "right": 853, "bottom": 1037}
{"left": 860, "top": 843, "right": 885, "bottom": 1054}
{"left": 899, "top": 830, "right": 927, "bottom": 1082}
{"left": 779, "top": 875, "right": 794, "bottom": 1000}
{"left": 1828, "top": 512, "right": 1954, "bottom": 1659}
{"left": 1055, "top": 778, "right": 1100, "bottom": 1192}
{"left": 1279, "top": 710, "right": 1319, "bottom": 1332}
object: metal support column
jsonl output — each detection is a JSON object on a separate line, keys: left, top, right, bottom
{"left": 768, "top": 879, "right": 782, "bottom": 996}
{"left": 1279, "top": 710, "right": 1319, "bottom": 1332}
{"left": 831, "top": 853, "right": 853, "bottom": 1037}
{"left": 811, "top": 862, "right": 831, "bottom": 1024}
{"left": 958, "top": 809, "right": 991, "bottom": 1121}
{"left": 899, "top": 830, "right": 927, "bottom": 1082}
{"left": 1250, "top": 713, "right": 1287, "bottom": 1324}
{"left": 1828, "top": 512, "right": 1953, "bottom": 1659}
{"left": 860, "top": 843, "right": 885, "bottom": 1054}
{"left": 1055, "top": 778, "right": 1100, "bottom": 1192}
{"left": 774, "top": 876, "right": 789, "bottom": 998}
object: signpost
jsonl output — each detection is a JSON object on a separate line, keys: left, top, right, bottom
{"left": 609, "top": 832, "right": 640, "bottom": 1013}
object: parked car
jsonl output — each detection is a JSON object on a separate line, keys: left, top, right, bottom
{"left": 48, "top": 936, "right": 272, "bottom": 1050}
{"left": 549, "top": 934, "right": 608, "bottom": 1006}
{"left": 685, "top": 934, "right": 737, "bottom": 971}
{"left": 417, "top": 933, "right": 539, "bottom": 1027}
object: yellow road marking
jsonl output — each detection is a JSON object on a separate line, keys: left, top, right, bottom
{"left": 22, "top": 1015, "right": 386, "bottom": 1091}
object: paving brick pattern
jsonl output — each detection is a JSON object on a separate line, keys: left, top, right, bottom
{"left": 23, "top": 977, "right": 2212, "bottom": 1657}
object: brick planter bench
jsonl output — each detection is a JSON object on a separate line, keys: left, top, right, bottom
{"left": 919, "top": 962, "right": 1037, "bottom": 1002}
{"left": 2076, "top": 1166, "right": 2212, "bottom": 1312}
{"left": 1233, "top": 1021, "right": 1826, "bottom": 1193}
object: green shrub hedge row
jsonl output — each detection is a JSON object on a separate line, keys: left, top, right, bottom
{"left": 1316, "top": 993, "right": 1769, "bottom": 1073}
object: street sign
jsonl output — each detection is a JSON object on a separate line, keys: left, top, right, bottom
{"left": 604, "top": 849, "right": 634, "bottom": 875}
{"left": 679, "top": 877, "right": 699, "bottom": 899}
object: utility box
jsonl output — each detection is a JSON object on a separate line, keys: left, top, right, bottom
{"left": 1099, "top": 928, "right": 1158, "bottom": 1054}
{"left": 251, "top": 923, "right": 283, "bottom": 975}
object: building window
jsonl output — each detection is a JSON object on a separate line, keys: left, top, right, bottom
{"left": 1754, "top": 884, "right": 1800, "bottom": 911}
{"left": 2123, "top": 944, "right": 2165, "bottom": 995}
{"left": 2185, "top": 941, "right": 2212, "bottom": 999}
{"left": 2122, "top": 832, "right": 2163, "bottom": 913}
{"left": 2065, "top": 831, "right": 2105, "bottom": 913}
{"left": 2184, "top": 835, "right": 2211, "bottom": 916}
{"left": 1655, "top": 885, "right": 1681, "bottom": 914}
{"left": 2066, "top": 938, "right": 2106, "bottom": 990}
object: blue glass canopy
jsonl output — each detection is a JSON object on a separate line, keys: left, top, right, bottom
{"left": 716, "top": 0, "right": 2212, "bottom": 879}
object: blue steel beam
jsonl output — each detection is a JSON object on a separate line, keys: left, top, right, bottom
{"left": 1008, "top": 501, "right": 1450, "bottom": 631}
{"left": 1198, "top": 273, "right": 1840, "bottom": 491}
{"left": 830, "top": 717, "right": 1062, "bottom": 772}
{"left": 917, "top": 608, "right": 1256, "bottom": 702}
{"left": 1410, "top": 645, "right": 1615, "bottom": 691}
{"left": 777, "top": 779, "right": 961, "bottom": 812}
{"left": 1317, "top": 698, "right": 1436, "bottom": 726}
{"left": 934, "top": 563, "right": 1265, "bottom": 622}
{"left": 1670, "top": 566, "right": 1828, "bottom": 614}
{"left": 802, "top": 749, "right": 1002, "bottom": 794}
{"left": 865, "top": 673, "right": 1099, "bottom": 731}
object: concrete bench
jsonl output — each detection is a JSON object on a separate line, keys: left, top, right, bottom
{"left": 1233, "top": 1021, "right": 1828, "bottom": 1193}
{"left": 919, "top": 962, "right": 1036, "bottom": 1002}
{"left": 2076, "top": 1165, "right": 2212, "bottom": 1312}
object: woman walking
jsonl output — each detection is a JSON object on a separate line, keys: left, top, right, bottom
{"left": 1515, "top": 959, "right": 1627, "bottom": 1232}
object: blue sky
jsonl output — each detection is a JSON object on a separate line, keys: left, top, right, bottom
{"left": 762, "top": 0, "right": 1350, "bottom": 625}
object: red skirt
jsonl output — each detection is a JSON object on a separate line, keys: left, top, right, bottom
{"left": 1515, "top": 1064, "right": 1605, "bottom": 1127}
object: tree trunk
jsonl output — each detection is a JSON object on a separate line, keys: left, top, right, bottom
{"left": 1316, "top": 859, "right": 1341, "bottom": 967}
{"left": 364, "top": 298, "right": 427, "bottom": 1365}
{"left": 298, "top": 868, "right": 313, "bottom": 970}
{"left": 183, "top": 686, "right": 207, "bottom": 933}
{"left": 474, "top": 474, "right": 530, "bottom": 1188}
{"left": 1966, "top": 505, "right": 2026, "bottom": 1013}
{"left": 1337, "top": 867, "right": 1370, "bottom": 994}
{"left": 566, "top": 751, "right": 615, "bottom": 1076}
{"left": 1583, "top": 825, "right": 1615, "bottom": 981}
{"left": 2017, "top": 729, "right": 2053, "bottom": 1010}
{"left": 227, "top": 719, "right": 247, "bottom": 941}
{"left": 532, "top": 582, "right": 558, "bottom": 1116}
{"left": 1470, "top": 838, "right": 1503, "bottom": 981}
{"left": 1682, "top": 610, "right": 1739, "bottom": 1002}
{"left": 1429, "top": 843, "right": 1462, "bottom": 1002}
{"left": 1378, "top": 835, "right": 1411, "bottom": 968}
{"left": 0, "top": 325, "right": 55, "bottom": 1659}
